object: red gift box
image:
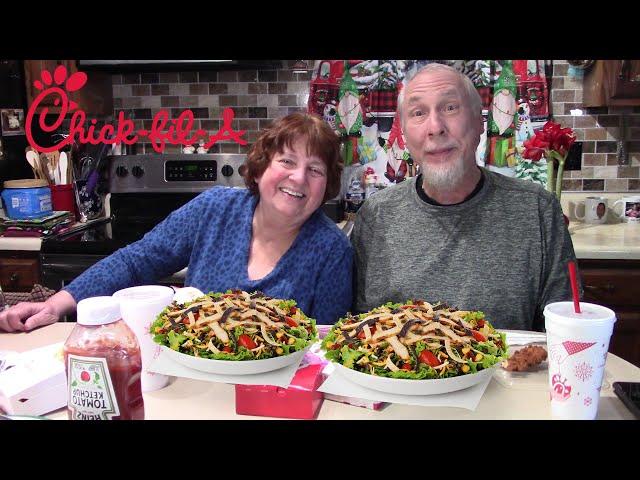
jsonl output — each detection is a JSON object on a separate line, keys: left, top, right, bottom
{"left": 235, "top": 360, "right": 326, "bottom": 420}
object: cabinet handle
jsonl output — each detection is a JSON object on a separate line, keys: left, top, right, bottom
{"left": 584, "top": 284, "right": 615, "bottom": 293}
{"left": 9, "top": 273, "right": 19, "bottom": 283}
{"left": 618, "top": 60, "right": 630, "bottom": 81}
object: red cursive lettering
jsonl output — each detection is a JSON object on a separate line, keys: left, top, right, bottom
{"left": 26, "top": 68, "right": 248, "bottom": 154}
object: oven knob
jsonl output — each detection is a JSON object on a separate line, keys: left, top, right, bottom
{"left": 115, "top": 165, "right": 128, "bottom": 177}
{"left": 132, "top": 166, "right": 144, "bottom": 178}
{"left": 238, "top": 164, "right": 247, "bottom": 177}
{"left": 221, "top": 165, "right": 234, "bottom": 177}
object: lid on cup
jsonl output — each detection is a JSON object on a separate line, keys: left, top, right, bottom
{"left": 544, "top": 301, "right": 616, "bottom": 323}
{"left": 112, "top": 285, "right": 175, "bottom": 303}
{"left": 77, "top": 296, "right": 122, "bottom": 326}
{"left": 4, "top": 179, "right": 49, "bottom": 188}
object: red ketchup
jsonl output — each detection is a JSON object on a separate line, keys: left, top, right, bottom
{"left": 63, "top": 296, "right": 145, "bottom": 420}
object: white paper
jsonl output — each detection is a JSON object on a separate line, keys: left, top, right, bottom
{"left": 501, "top": 330, "right": 547, "bottom": 346}
{"left": 317, "top": 371, "right": 492, "bottom": 411}
{"left": 147, "top": 348, "right": 301, "bottom": 387}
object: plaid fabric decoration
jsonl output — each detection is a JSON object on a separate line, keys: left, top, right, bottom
{"left": 368, "top": 89, "right": 398, "bottom": 113}
{"left": 308, "top": 84, "right": 340, "bottom": 116}
{"left": 3, "top": 284, "right": 56, "bottom": 307}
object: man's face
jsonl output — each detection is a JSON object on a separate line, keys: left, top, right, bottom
{"left": 401, "top": 70, "right": 483, "bottom": 190}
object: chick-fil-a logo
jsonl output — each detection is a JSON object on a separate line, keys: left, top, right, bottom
{"left": 26, "top": 65, "right": 247, "bottom": 154}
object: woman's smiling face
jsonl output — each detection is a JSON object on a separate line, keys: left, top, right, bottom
{"left": 256, "top": 137, "right": 328, "bottom": 224}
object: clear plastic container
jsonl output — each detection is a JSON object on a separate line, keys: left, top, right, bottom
{"left": 63, "top": 296, "right": 145, "bottom": 420}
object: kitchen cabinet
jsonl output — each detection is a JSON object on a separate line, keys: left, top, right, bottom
{"left": 24, "top": 60, "right": 113, "bottom": 116}
{"left": 0, "top": 251, "right": 40, "bottom": 293}
{"left": 578, "top": 259, "right": 640, "bottom": 367}
{"left": 582, "top": 60, "right": 640, "bottom": 107}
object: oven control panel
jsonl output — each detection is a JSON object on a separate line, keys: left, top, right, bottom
{"left": 165, "top": 160, "right": 217, "bottom": 181}
{"left": 108, "top": 154, "right": 246, "bottom": 193}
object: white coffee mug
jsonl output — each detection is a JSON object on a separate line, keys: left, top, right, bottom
{"left": 573, "top": 197, "right": 608, "bottom": 224}
{"left": 612, "top": 195, "right": 640, "bottom": 223}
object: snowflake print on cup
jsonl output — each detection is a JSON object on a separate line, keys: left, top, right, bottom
{"left": 574, "top": 362, "right": 594, "bottom": 382}
{"left": 584, "top": 396, "right": 592, "bottom": 407}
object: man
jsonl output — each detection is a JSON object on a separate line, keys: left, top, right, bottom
{"left": 352, "top": 63, "right": 577, "bottom": 331}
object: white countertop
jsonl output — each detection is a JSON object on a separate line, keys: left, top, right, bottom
{"left": 0, "top": 217, "right": 110, "bottom": 252}
{"left": 1, "top": 323, "right": 639, "bottom": 420}
{"left": 569, "top": 221, "right": 640, "bottom": 260}
{"left": 0, "top": 236, "right": 42, "bottom": 251}
{"left": 2, "top": 216, "right": 638, "bottom": 262}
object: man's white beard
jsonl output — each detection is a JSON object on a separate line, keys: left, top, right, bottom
{"left": 421, "top": 154, "right": 467, "bottom": 192}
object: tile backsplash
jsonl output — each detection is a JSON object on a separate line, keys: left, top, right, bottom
{"left": 111, "top": 60, "right": 310, "bottom": 155}
{"left": 111, "top": 60, "right": 639, "bottom": 192}
{"left": 551, "top": 60, "right": 639, "bottom": 192}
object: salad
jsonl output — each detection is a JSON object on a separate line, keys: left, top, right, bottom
{"left": 151, "top": 290, "right": 317, "bottom": 361}
{"left": 321, "top": 299, "right": 508, "bottom": 379}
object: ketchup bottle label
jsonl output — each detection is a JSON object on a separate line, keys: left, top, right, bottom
{"left": 67, "top": 355, "right": 121, "bottom": 420}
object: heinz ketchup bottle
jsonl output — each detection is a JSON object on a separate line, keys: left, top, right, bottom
{"left": 63, "top": 296, "right": 145, "bottom": 420}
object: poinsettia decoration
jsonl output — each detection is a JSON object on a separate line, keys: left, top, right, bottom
{"left": 522, "top": 120, "right": 576, "bottom": 201}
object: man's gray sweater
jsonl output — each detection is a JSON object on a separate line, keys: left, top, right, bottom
{"left": 352, "top": 168, "right": 578, "bottom": 331}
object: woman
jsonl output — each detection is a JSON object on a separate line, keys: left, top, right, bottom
{"left": 0, "top": 112, "right": 352, "bottom": 331}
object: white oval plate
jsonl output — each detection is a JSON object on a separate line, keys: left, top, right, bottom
{"left": 161, "top": 345, "right": 310, "bottom": 375}
{"left": 333, "top": 362, "right": 499, "bottom": 396}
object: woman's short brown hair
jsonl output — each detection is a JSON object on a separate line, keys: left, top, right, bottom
{"left": 244, "top": 112, "right": 343, "bottom": 202}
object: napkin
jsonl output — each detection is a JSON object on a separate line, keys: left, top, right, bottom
{"left": 147, "top": 348, "right": 302, "bottom": 387}
{"left": 318, "top": 365, "right": 493, "bottom": 411}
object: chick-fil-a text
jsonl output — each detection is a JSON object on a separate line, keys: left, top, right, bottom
{"left": 26, "top": 66, "right": 247, "bottom": 154}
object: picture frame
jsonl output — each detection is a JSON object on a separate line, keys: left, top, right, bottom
{"left": 1, "top": 108, "right": 26, "bottom": 136}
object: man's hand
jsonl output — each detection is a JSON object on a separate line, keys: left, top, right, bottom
{"left": 0, "top": 302, "right": 59, "bottom": 332}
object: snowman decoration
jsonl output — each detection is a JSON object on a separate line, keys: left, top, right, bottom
{"left": 323, "top": 102, "right": 338, "bottom": 132}
{"left": 516, "top": 102, "right": 535, "bottom": 143}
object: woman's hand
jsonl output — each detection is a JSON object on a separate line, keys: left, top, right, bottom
{"left": 0, "top": 290, "right": 77, "bottom": 332}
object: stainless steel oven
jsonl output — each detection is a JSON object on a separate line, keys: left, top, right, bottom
{"left": 40, "top": 153, "right": 345, "bottom": 314}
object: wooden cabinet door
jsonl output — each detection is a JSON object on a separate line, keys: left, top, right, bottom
{"left": 24, "top": 60, "right": 113, "bottom": 116}
{"left": 582, "top": 60, "right": 640, "bottom": 107}
{"left": 24, "top": 60, "right": 72, "bottom": 112}
{"left": 0, "top": 253, "right": 40, "bottom": 292}
{"left": 578, "top": 259, "right": 640, "bottom": 367}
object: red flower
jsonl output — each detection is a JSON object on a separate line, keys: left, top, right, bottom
{"left": 521, "top": 120, "right": 576, "bottom": 163}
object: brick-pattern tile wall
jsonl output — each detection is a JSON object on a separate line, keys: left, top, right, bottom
{"left": 552, "top": 60, "right": 640, "bottom": 192}
{"left": 111, "top": 60, "right": 639, "bottom": 192}
{"left": 111, "top": 60, "right": 311, "bottom": 154}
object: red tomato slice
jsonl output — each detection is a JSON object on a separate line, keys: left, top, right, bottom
{"left": 285, "top": 316, "right": 298, "bottom": 328}
{"left": 471, "top": 331, "right": 486, "bottom": 342}
{"left": 477, "top": 319, "right": 485, "bottom": 328}
{"left": 238, "top": 334, "right": 257, "bottom": 350}
{"left": 419, "top": 350, "right": 441, "bottom": 367}
{"left": 222, "top": 346, "right": 233, "bottom": 353}
{"left": 401, "top": 363, "right": 412, "bottom": 371}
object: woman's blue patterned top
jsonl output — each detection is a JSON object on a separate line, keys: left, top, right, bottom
{"left": 64, "top": 187, "right": 353, "bottom": 324}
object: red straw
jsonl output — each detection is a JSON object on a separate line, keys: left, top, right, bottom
{"left": 568, "top": 261, "right": 581, "bottom": 313}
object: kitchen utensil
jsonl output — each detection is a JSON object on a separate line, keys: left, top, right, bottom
{"left": 25, "top": 151, "right": 39, "bottom": 178}
{"left": 79, "top": 156, "right": 95, "bottom": 180}
{"left": 38, "top": 153, "right": 53, "bottom": 185}
{"left": 58, "top": 152, "right": 68, "bottom": 184}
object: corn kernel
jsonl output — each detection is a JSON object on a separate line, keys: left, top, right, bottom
{"left": 462, "top": 347, "right": 471, "bottom": 354}
{"left": 474, "top": 353, "right": 484, "bottom": 362}
{"left": 325, "top": 341, "right": 335, "bottom": 349}
{"left": 287, "top": 337, "right": 296, "bottom": 345}
{"left": 461, "top": 364, "right": 470, "bottom": 373}
{"left": 276, "top": 331, "right": 285, "bottom": 339}
{"left": 275, "top": 347, "right": 284, "bottom": 355}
